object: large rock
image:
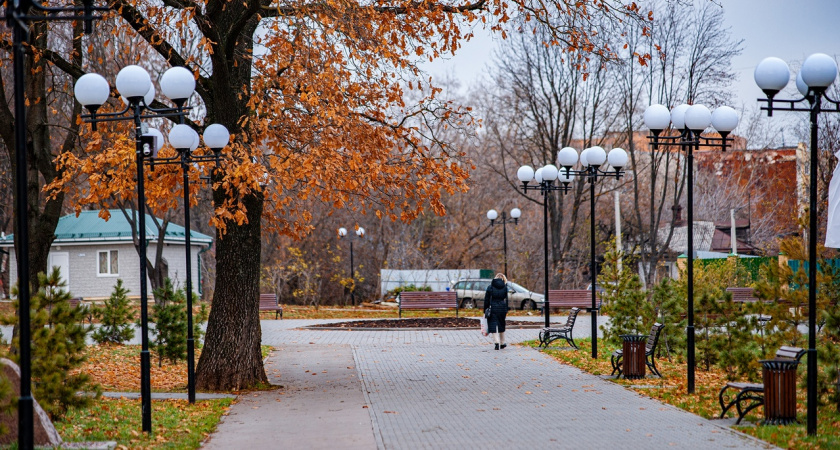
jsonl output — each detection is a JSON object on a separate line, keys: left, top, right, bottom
{"left": 0, "top": 358, "right": 62, "bottom": 446}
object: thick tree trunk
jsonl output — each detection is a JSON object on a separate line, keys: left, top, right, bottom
{"left": 9, "top": 19, "right": 65, "bottom": 291}
{"left": 195, "top": 190, "right": 268, "bottom": 390}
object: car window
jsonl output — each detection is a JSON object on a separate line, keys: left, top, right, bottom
{"left": 453, "top": 281, "right": 465, "bottom": 290}
{"left": 508, "top": 282, "right": 528, "bottom": 293}
{"left": 478, "top": 280, "right": 491, "bottom": 290}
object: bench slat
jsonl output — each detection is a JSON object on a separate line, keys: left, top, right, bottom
{"left": 725, "top": 287, "right": 760, "bottom": 303}
{"left": 398, "top": 292, "right": 458, "bottom": 317}
{"left": 546, "top": 290, "right": 601, "bottom": 310}
{"left": 259, "top": 293, "right": 283, "bottom": 319}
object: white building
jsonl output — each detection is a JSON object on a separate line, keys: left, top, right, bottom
{"left": 0, "top": 210, "right": 212, "bottom": 300}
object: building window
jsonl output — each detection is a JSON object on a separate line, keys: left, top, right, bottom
{"left": 98, "top": 250, "right": 119, "bottom": 276}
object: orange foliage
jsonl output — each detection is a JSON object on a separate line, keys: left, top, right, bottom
{"left": 48, "top": 0, "right": 648, "bottom": 238}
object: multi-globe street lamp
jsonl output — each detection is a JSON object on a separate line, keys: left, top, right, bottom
{"left": 6, "top": 0, "right": 105, "bottom": 446}
{"left": 555, "top": 145, "right": 628, "bottom": 359}
{"left": 141, "top": 123, "right": 230, "bottom": 405}
{"left": 338, "top": 227, "right": 365, "bottom": 306}
{"left": 643, "top": 102, "right": 739, "bottom": 394}
{"left": 754, "top": 52, "right": 839, "bottom": 436}
{"left": 516, "top": 164, "right": 573, "bottom": 329}
{"left": 74, "top": 64, "right": 203, "bottom": 432}
{"left": 486, "top": 208, "right": 521, "bottom": 277}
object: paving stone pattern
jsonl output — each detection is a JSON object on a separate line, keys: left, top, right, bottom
{"left": 255, "top": 318, "right": 774, "bottom": 450}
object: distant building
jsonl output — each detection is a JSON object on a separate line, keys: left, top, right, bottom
{"left": 695, "top": 146, "right": 801, "bottom": 240}
{"left": 0, "top": 210, "right": 212, "bottom": 300}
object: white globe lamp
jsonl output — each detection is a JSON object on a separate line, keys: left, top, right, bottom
{"left": 115, "top": 65, "right": 152, "bottom": 100}
{"left": 754, "top": 57, "right": 790, "bottom": 96}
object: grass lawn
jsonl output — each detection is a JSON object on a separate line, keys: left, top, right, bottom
{"left": 55, "top": 397, "right": 233, "bottom": 449}
{"left": 49, "top": 343, "right": 276, "bottom": 447}
{"left": 531, "top": 337, "right": 840, "bottom": 450}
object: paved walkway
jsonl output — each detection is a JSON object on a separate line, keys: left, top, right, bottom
{"left": 202, "top": 317, "right": 775, "bottom": 449}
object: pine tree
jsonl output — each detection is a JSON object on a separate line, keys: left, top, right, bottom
{"left": 6, "top": 268, "right": 100, "bottom": 420}
{"left": 150, "top": 278, "right": 189, "bottom": 367}
{"left": 599, "top": 248, "right": 653, "bottom": 347}
{"left": 686, "top": 258, "right": 755, "bottom": 375}
{"left": 649, "top": 278, "right": 686, "bottom": 361}
{"left": 92, "top": 279, "right": 136, "bottom": 344}
{"left": 0, "top": 369, "right": 14, "bottom": 437}
{"left": 818, "top": 261, "right": 840, "bottom": 411}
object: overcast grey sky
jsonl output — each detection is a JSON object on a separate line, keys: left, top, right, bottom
{"left": 426, "top": 0, "right": 840, "bottom": 108}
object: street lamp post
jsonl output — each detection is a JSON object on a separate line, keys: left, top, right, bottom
{"left": 338, "top": 227, "right": 365, "bottom": 306}
{"left": 555, "top": 146, "right": 628, "bottom": 359}
{"left": 74, "top": 65, "right": 199, "bottom": 432}
{"left": 754, "top": 53, "right": 839, "bottom": 436}
{"left": 643, "top": 102, "right": 739, "bottom": 393}
{"left": 6, "top": 2, "right": 105, "bottom": 446}
{"left": 145, "top": 123, "right": 230, "bottom": 404}
{"left": 516, "top": 164, "right": 574, "bottom": 328}
{"left": 487, "top": 208, "right": 521, "bottom": 277}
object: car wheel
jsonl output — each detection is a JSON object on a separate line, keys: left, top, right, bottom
{"left": 527, "top": 300, "right": 537, "bottom": 311}
{"left": 462, "top": 299, "right": 475, "bottom": 309}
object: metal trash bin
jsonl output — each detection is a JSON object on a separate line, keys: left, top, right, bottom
{"left": 620, "top": 334, "right": 648, "bottom": 380}
{"left": 761, "top": 358, "right": 800, "bottom": 425}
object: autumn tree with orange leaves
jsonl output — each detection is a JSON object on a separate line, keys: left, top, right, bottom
{"left": 45, "top": 0, "right": 649, "bottom": 390}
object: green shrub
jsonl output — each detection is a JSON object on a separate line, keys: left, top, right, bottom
{"left": 599, "top": 249, "right": 654, "bottom": 346}
{"left": 649, "top": 277, "right": 686, "bottom": 361}
{"left": 4, "top": 268, "right": 99, "bottom": 420}
{"left": 150, "top": 278, "right": 208, "bottom": 366}
{"left": 91, "top": 279, "right": 135, "bottom": 345}
{"left": 389, "top": 284, "right": 432, "bottom": 298}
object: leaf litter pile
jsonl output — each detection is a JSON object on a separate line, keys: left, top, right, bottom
{"left": 76, "top": 343, "right": 200, "bottom": 391}
{"left": 310, "top": 317, "right": 540, "bottom": 328}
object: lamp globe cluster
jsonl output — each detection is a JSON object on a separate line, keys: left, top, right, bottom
{"left": 516, "top": 146, "right": 628, "bottom": 186}
{"left": 755, "top": 53, "right": 838, "bottom": 97}
{"left": 486, "top": 208, "right": 521, "bottom": 222}
{"left": 168, "top": 123, "right": 231, "bottom": 154}
{"left": 74, "top": 65, "right": 231, "bottom": 157}
{"left": 643, "top": 103, "right": 739, "bottom": 138}
{"left": 75, "top": 65, "right": 196, "bottom": 109}
{"left": 338, "top": 227, "right": 365, "bottom": 238}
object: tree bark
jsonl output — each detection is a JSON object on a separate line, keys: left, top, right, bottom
{"left": 5, "top": 19, "right": 70, "bottom": 291}
{"left": 195, "top": 190, "right": 267, "bottom": 390}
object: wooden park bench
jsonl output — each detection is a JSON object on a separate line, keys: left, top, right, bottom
{"left": 537, "top": 307, "right": 581, "bottom": 349}
{"left": 259, "top": 293, "right": 283, "bottom": 319}
{"left": 725, "top": 287, "right": 773, "bottom": 325}
{"left": 398, "top": 291, "right": 458, "bottom": 318}
{"left": 726, "top": 287, "right": 760, "bottom": 304}
{"left": 545, "top": 290, "right": 601, "bottom": 311}
{"left": 718, "top": 346, "right": 805, "bottom": 424}
{"left": 610, "top": 323, "right": 665, "bottom": 378}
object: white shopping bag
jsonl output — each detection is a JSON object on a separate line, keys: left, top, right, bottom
{"left": 827, "top": 150, "right": 840, "bottom": 248}
{"left": 479, "top": 316, "right": 488, "bottom": 336}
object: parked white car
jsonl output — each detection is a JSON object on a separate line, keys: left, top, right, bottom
{"left": 451, "top": 278, "right": 545, "bottom": 310}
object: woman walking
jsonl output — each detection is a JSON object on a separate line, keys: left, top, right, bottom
{"left": 484, "top": 273, "right": 510, "bottom": 350}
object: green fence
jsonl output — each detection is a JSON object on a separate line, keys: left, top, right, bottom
{"left": 787, "top": 258, "right": 840, "bottom": 274}
{"left": 696, "top": 256, "right": 778, "bottom": 281}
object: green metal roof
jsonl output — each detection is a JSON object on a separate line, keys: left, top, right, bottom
{"left": 0, "top": 210, "right": 212, "bottom": 246}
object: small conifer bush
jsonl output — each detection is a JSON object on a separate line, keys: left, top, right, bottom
{"left": 92, "top": 279, "right": 136, "bottom": 344}
{"left": 4, "top": 268, "right": 100, "bottom": 420}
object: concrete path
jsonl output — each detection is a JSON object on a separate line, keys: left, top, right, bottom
{"left": 202, "top": 317, "right": 775, "bottom": 449}
{"left": 203, "top": 344, "right": 376, "bottom": 449}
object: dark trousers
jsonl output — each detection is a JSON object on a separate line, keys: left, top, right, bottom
{"left": 487, "top": 307, "right": 507, "bottom": 333}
